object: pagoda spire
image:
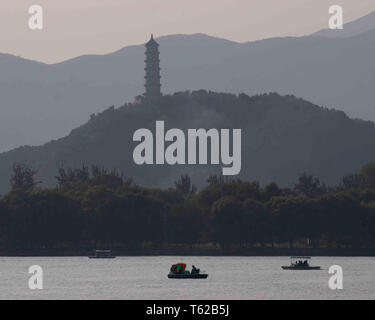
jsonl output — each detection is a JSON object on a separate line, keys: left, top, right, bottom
{"left": 144, "top": 34, "right": 162, "bottom": 99}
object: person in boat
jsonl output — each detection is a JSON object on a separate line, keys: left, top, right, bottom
{"left": 191, "top": 265, "right": 200, "bottom": 275}
{"left": 177, "top": 264, "right": 184, "bottom": 274}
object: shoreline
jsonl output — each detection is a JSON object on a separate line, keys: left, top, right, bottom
{"left": 1, "top": 247, "right": 374, "bottom": 257}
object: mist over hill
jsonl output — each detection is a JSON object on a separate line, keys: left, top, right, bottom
{"left": 0, "top": 91, "right": 374, "bottom": 195}
{"left": 1, "top": 11, "right": 375, "bottom": 153}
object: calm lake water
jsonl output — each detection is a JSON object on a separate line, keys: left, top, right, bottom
{"left": 0, "top": 256, "right": 374, "bottom": 300}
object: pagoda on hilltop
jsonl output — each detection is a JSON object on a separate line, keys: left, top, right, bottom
{"left": 144, "top": 34, "right": 162, "bottom": 99}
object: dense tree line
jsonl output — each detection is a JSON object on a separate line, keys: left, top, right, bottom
{"left": 1, "top": 162, "right": 375, "bottom": 251}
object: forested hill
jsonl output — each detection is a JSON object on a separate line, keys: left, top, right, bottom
{"left": 3, "top": 28, "right": 375, "bottom": 153}
{"left": 0, "top": 90, "right": 375, "bottom": 194}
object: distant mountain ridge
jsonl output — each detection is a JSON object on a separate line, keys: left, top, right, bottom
{"left": 0, "top": 91, "right": 374, "bottom": 195}
{"left": 311, "top": 11, "right": 375, "bottom": 38}
{"left": 1, "top": 12, "right": 375, "bottom": 153}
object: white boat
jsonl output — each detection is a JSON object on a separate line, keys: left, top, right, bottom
{"left": 88, "top": 250, "right": 116, "bottom": 259}
{"left": 282, "top": 256, "right": 320, "bottom": 270}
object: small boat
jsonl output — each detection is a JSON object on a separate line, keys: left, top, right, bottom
{"left": 168, "top": 263, "right": 208, "bottom": 279}
{"left": 88, "top": 249, "right": 116, "bottom": 259}
{"left": 282, "top": 256, "right": 320, "bottom": 270}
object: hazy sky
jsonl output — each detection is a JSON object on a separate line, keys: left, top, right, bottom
{"left": 0, "top": 0, "right": 374, "bottom": 64}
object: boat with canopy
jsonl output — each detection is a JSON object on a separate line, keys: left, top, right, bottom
{"left": 168, "top": 263, "right": 208, "bottom": 279}
{"left": 282, "top": 256, "right": 320, "bottom": 270}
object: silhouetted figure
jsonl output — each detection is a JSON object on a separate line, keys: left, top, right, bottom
{"left": 177, "top": 264, "right": 184, "bottom": 274}
{"left": 191, "top": 265, "right": 200, "bottom": 275}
